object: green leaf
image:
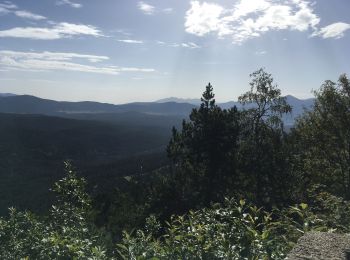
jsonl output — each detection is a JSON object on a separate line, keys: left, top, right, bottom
{"left": 300, "top": 203, "right": 308, "bottom": 210}
{"left": 240, "top": 199, "right": 246, "bottom": 207}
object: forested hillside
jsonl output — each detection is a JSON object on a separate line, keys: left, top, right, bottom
{"left": 0, "top": 112, "right": 181, "bottom": 215}
{"left": 1, "top": 69, "right": 350, "bottom": 259}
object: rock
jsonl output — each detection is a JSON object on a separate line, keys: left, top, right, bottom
{"left": 287, "top": 232, "right": 350, "bottom": 260}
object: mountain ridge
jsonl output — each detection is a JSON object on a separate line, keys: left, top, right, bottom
{"left": 0, "top": 94, "right": 314, "bottom": 125}
{"left": 0, "top": 93, "right": 16, "bottom": 97}
{"left": 0, "top": 94, "right": 196, "bottom": 116}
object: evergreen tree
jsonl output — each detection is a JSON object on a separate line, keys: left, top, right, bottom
{"left": 167, "top": 83, "right": 241, "bottom": 205}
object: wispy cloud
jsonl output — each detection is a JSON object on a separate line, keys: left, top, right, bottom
{"left": 137, "top": 1, "right": 173, "bottom": 15}
{"left": 0, "top": 2, "right": 17, "bottom": 14}
{"left": 0, "top": 50, "right": 156, "bottom": 75}
{"left": 114, "top": 29, "right": 133, "bottom": 37}
{"left": 115, "top": 38, "right": 200, "bottom": 49}
{"left": 0, "top": 22, "right": 103, "bottom": 40}
{"left": 185, "top": 0, "right": 321, "bottom": 44}
{"left": 255, "top": 50, "right": 267, "bottom": 55}
{"left": 14, "top": 10, "right": 46, "bottom": 20}
{"left": 56, "top": 0, "right": 82, "bottom": 9}
{"left": 117, "top": 39, "right": 143, "bottom": 44}
{"left": 159, "top": 41, "right": 201, "bottom": 49}
{"left": 162, "top": 8, "right": 173, "bottom": 14}
{"left": 312, "top": 22, "right": 350, "bottom": 39}
{"left": 138, "top": 1, "right": 155, "bottom": 15}
{"left": 0, "top": 51, "right": 109, "bottom": 62}
{"left": 0, "top": 1, "right": 46, "bottom": 20}
{"left": 180, "top": 42, "right": 201, "bottom": 49}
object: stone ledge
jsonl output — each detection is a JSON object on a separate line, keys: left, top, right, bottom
{"left": 287, "top": 232, "right": 350, "bottom": 260}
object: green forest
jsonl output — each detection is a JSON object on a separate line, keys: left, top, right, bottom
{"left": 1, "top": 68, "right": 350, "bottom": 259}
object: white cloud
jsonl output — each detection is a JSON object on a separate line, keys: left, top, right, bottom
{"left": 117, "top": 67, "right": 155, "bottom": 72}
{"left": 163, "top": 8, "right": 173, "bottom": 14}
{"left": 14, "top": 10, "right": 46, "bottom": 20}
{"left": 312, "top": 22, "right": 350, "bottom": 39}
{"left": 0, "top": 50, "right": 156, "bottom": 75}
{"left": 0, "top": 3, "right": 12, "bottom": 14}
{"left": 0, "top": 2, "right": 17, "bottom": 13}
{"left": 169, "top": 42, "right": 201, "bottom": 49}
{"left": 114, "top": 29, "right": 133, "bottom": 36}
{"left": 181, "top": 42, "right": 201, "bottom": 49}
{"left": 0, "top": 6, "right": 10, "bottom": 14}
{"left": 157, "top": 40, "right": 201, "bottom": 49}
{"left": 138, "top": 2, "right": 173, "bottom": 15}
{"left": 117, "top": 39, "right": 143, "bottom": 44}
{"left": 232, "top": 0, "right": 270, "bottom": 19}
{"left": 56, "top": 0, "right": 82, "bottom": 8}
{"left": 0, "top": 1, "right": 46, "bottom": 20}
{"left": 185, "top": 1, "right": 225, "bottom": 36}
{"left": 185, "top": 0, "right": 321, "bottom": 44}
{"left": 255, "top": 50, "right": 267, "bottom": 55}
{"left": 138, "top": 1, "right": 155, "bottom": 15}
{"left": 0, "top": 2, "right": 16, "bottom": 8}
{"left": 0, "top": 51, "right": 109, "bottom": 62}
{"left": 0, "top": 22, "right": 103, "bottom": 40}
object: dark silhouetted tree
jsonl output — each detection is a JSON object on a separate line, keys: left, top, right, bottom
{"left": 167, "top": 83, "right": 241, "bottom": 206}
{"left": 293, "top": 74, "right": 350, "bottom": 199}
{"left": 238, "top": 68, "right": 292, "bottom": 205}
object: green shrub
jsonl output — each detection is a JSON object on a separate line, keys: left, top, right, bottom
{"left": 0, "top": 162, "right": 108, "bottom": 259}
{"left": 116, "top": 198, "right": 329, "bottom": 260}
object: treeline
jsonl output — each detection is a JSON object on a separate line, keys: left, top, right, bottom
{"left": 1, "top": 68, "right": 350, "bottom": 259}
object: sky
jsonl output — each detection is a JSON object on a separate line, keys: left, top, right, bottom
{"left": 0, "top": 0, "right": 349, "bottom": 103}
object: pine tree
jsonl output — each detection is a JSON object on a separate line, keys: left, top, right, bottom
{"left": 167, "top": 83, "right": 241, "bottom": 205}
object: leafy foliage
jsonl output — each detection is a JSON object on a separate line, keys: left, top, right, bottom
{"left": 117, "top": 197, "right": 349, "bottom": 260}
{"left": 0, "top": 162, "right": 108, "bottom": 259}
{"left": 239, "top": 68, "right": 292, "bottom": 129}
{"left": 238, "top": 69, "right": 293, "bottom": 206}
{"left": 292, "top": 74, "right": 350, "bottom": 199}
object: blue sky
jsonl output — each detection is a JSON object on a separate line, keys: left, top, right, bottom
{"left": 0, "top": 0, "right": 349, "bottom": 103}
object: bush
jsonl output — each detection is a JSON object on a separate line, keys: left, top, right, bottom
{"left": 117, "top": 198, "right": 331, "bottom": 260}
{"left": 0, "top": 162, "right": 108, "bottom": 259}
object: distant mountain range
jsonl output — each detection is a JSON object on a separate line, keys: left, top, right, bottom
{"left": 156, "top": 97, "right": 201, "bottom": 105}
{"left": 0, "top": 93, "right": 16, "bottom": 97}
{"left": 0, "top": 94, "right": 195, "bottom": 116}
{"left": 0, "top": 93, "right": 314, "bottom": 125}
